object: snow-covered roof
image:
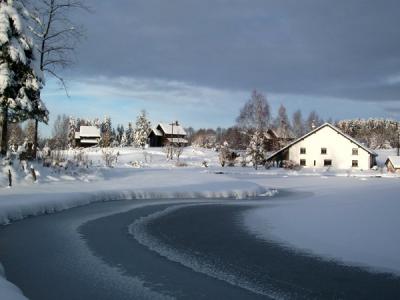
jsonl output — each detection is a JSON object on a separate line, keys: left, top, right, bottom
{"left": 166, "top": 137, "right": 188, "bottom": 144}
{"left": 386, "top": 156, "right": 400, "bottom": 168}
{"left": 267, "top": 123, "right": 377, "bottom": 161}
{"left": 159, "top": 123, "right": 186, "bottom": 136}
{"left": 151, "top": 128, "right": 163, "bottom": 136}
{"left": 74, "top": 132, "right": 80, "bottom": 139}
{"left": 79, "top": 126, "right": 101, "bottom": 138}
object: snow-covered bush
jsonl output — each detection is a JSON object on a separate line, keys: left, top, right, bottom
{"left": 102, "top": 149, "right": 118, "bottom": 167}
{"left": 130, "top": 160, "right": 142, "bottom": 168}
{"left": 73, "top": 150, "right": 89, "bottom": 167}
{"left": 282, "top": 160, "right": 300, "bottom": 170}
{"left": 218, "top": 142, "right": 238, "bottom": 167}
{"left": 49, "top": 150, "right": 66, "bottom": 166}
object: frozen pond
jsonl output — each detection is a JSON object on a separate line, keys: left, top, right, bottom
{"left": 1, "top": 197, "right": 400, "bottom": 299}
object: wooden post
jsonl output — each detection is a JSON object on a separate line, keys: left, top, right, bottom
{"left": 8, "top": 169, "right": 12, "bottom": 187}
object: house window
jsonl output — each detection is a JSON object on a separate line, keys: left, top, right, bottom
{"left": 300, "top": 159, "right": 306, "bottom": 166}
{"left": 321, "top": 148, "right": 327, "bottom": 155}
{"left": 352, "top": 148, "right": 358, "bottom": 155}
{"left": 300, "top": 147, "right": 306, "bottom": 154}
{"left": 352, "top": 160, "right": 358, "bottom": 167}
{"left": 324, "top": 159, "right": 332, "bottom": 166}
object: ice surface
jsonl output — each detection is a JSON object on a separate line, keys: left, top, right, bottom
{"left": 242, "top": 177, "right": 400, "bottom": 274}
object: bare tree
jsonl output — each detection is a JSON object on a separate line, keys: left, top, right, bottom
{"left": 236, "top": 90, "right": 271, "bottom": 132}
{"left": 292, "top": 109, "right": 305, "bottom": 138}
{"left": 305, "top": 110, "right": 324, "bottom": 132}
{"left": 24, "top": 0, "right": 89, "bottom": 157}
{"left": 51, "top": 114, "right": 69, "bottom": 149}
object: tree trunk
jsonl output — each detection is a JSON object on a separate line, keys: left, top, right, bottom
{"left": 1, "top": 107, "right": 8, "bottom": 156}
{"left": 33, "top": 119, "right": 39, "bottom": 159}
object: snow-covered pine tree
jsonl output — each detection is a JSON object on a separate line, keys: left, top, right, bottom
{"left": 67, "top": 116, "right": 76, "bottom": 148}
{"left": 133, "top": 110, "right": 151, "bottom": 148}
{"left": 0, "top": 0, "right": 48, "bottom": 155}
{"left": 125, "top": 122, "right": 133, "bottom": 146}
{"left": 246, "top": 130, "right": 266, "bottom": 170}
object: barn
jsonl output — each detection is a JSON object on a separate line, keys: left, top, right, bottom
{"left": 267, "top": 123, "right": 377, "bottom": 169}
{"left": 148, "top": 122, "right": 188, "bottom": 147}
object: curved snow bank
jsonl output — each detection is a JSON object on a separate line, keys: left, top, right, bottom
{"left": 129, "top": 204, "right": 282, "bottom": 300}
{"left": 0, "top": 263, "right": 28, "bottom": 300}
{"left": 0, "top": 169, "right": 268, "bottom": 225}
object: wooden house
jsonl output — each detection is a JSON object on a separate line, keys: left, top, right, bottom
{"left": 385, "top": 156, "right": 400, "bottom": 173}
{"left": 74, "top": 126, "right": 101, "bottom": 147}
{"left": 148, "top": 122, "right": 188, "bottom": 147}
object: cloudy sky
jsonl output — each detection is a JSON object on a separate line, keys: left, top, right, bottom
{"left": 41, "top": 0, "right": 400, "bottom": 135}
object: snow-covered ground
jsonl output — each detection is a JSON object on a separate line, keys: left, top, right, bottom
{"left": 0, "top": 146, "right": 399, "bottom": 299}
{"left": 242, "top": 176, "right": 400, "bottom": 275}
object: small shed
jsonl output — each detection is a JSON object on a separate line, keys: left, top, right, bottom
{"left": 385, "top": 156, "right": 400, "bottom": 173}
{"left": 75, "top": 126, "right": 101, "bottom": 147}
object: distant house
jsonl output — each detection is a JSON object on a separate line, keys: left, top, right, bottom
{"left": 267, "top": 123, "right": 377, "bottom": 169}
{"left": 385, "top": 156, "right": 400, "bottom": 173}
{"left": 75, "top": 126, "right": 101, "bottom": 147}
{"left": 265, "top": 128, "right": 294, "bottom": 151}
{"left": 148, "top": 122, "right": 188, "bottom": 147}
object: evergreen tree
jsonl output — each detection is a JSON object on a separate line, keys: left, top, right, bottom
{"left": 133, "top": 110, "right": 151, "bottom": 148}
{"left": 24, "top": 119, "right": 35, "bottom": 142}
{"left": 8, "top": 121, "right": 24, "bottom": 149}
{"left": 125, "top": 122, "right": 133, "bottom": 146}
{"left": 68, "top": 116, "right": 76, "bottom": 148}
{"left": 274, "top": 104, "right": 293, "bottom": 139}
{"left": 246, "top": 130, "right": 266, "bottom": 170}
{"left": 0, "top": 0, "right": 48, "bottom": 154}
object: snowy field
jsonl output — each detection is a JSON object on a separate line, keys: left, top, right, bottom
{"left": 0, "top": 146, "right": 400, "bottom": 299}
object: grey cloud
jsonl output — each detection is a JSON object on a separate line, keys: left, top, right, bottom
{"left": 69, "top": 0, "right": 400, "bottom": 102}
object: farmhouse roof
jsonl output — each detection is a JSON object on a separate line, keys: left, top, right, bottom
{"left": 267, "top": 123, "right": 377, "bottom": 161}
{"left": 79, "top": 126, "right": 101, "bottom": 138}
{"left": 159, "top": 123, "right": 186, "bottom": 136}
{"left": 386, "top": 156, "right": 400, "bottom": 168}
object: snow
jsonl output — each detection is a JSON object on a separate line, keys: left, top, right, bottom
{"left": 78, "top": 126, "right": 101, "bottom": 137}
{"left": 159, "top": 123, "right": 186, "bottom": 135}
{"left": 242, "top": 176, "right": 400, "bottom": 275}
{"left": 0, "top": 146, "right": 399, "bottom": 298}
{"left": 0, "top": 263, "right": 28, "bottom": 300}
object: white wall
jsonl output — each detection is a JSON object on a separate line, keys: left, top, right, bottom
{"left": 288, "top": 126, "right": 372, "bottom": 170}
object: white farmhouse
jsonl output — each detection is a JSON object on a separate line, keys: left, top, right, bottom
{"left": 267, "top": 123, "right": 377, "bottom": 169}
